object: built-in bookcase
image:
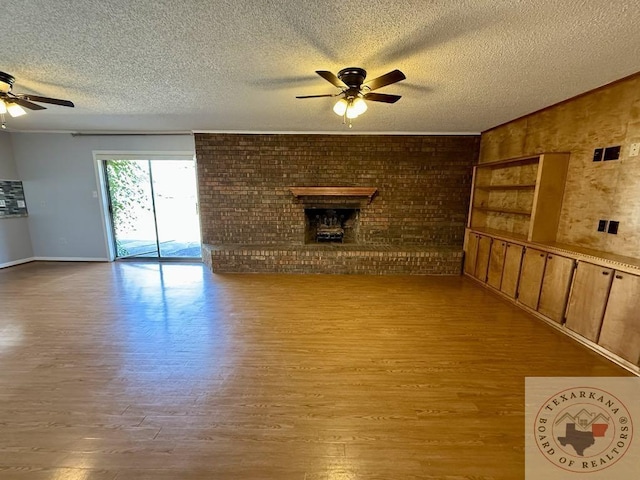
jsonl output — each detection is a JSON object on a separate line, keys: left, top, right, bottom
{"left": 468, "top": 153, "right": 569, "bottom": 242}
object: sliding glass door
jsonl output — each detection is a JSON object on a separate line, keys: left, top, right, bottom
{"left": 104, "top": 158, "right": 201, "bottom": 259}
{"left": 151, "top": 160, "right": 201, "bottom": 258}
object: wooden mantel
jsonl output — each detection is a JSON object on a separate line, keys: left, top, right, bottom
{"left": 289, "top": 187, "right": 378, "bottom": 203}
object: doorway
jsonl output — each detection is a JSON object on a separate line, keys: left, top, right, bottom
{"left": 103, "top": 158, "right": 201, "bottom": 260}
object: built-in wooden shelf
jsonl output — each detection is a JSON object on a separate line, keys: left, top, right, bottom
{"left": 473, "top": 206, "right": 531, "bottom": 216}
{"left": 469, "top": 153, "right": 570, "bottom": 243}
{"left": 477, "top": 154, "right": 560, "bottom": 168}
{"left": 475, "top": 184, "right": 536, "bottom": 191}
{"left": 289, "top": 187, "right": 378, "bottom": 203}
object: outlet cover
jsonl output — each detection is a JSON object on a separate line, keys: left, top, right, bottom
{"left": 597, "top": 219, "right": 608, "bottom": 232}
{"left": 630, "top": 143, "right": 640, "bottom": 157}
{"left": 603, "top": 145, "right": 621, "bottom": 161}
{"left": 593, "top": 148, "right": 604, "bottom": 162}
{"left": 608, "top": 221, "right": 619, "bottom": 234}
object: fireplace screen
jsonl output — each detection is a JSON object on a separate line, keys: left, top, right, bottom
{"left": 304, "top": 208, "right": 359, "bottom": 243}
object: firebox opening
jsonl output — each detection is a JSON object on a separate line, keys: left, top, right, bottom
{"left": 304, "top": 208, "right": 359, "bottom": 244}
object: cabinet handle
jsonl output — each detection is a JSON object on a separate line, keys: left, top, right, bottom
{"left": 615, "top": 274, "right": 623, "bottom": 279}
{"left": 602, "top": 271, "right": 610, "bottom": 276}
{"left": 540, "top": 253, "right": 544, "bottom": 257}
{"left": 548, "top": 255, "right": 553, "bottom": 260}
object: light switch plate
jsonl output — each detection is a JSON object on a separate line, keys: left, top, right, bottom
{"left": 597, "top": 219, "right": 608, "bottom": 232}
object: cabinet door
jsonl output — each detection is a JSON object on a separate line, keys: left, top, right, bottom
{"left": 537, "top": 254, "right": 575, "bottom": 323}
{"left": 464, "top": 233, "right": 479, "bottom": 275}
{"left": 487, "top": 240, "right": 506, "bottom": 289}
{"left": 501, "top": 243, "right": 524, "bottom": 298}
{"left": 598, "top": 272, "right": 640, "bottom": 365}
{"left": 517, "top": 247, "right": 547, "bottom": 310}
{"left": 474, "top": 235, "right": 492, "bottom": 282}
{"left": 565, "top": 262, "right": 613, "bottom": 342}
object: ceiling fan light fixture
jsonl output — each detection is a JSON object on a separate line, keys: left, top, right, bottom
{"left": 346, "top": 104, "right": 360, "bottom": 119}
{"left": 7, "top": 102, "right": 27, "bottom": 118}
{"left": 333, "top": 98, "right": 348, "bottom": 116}
{"left": 0, "top": 100, "right": 7, "bottom": 114}
{"left": 346, "top": 98, "right": 366, "bottom": 119}
{"left": 351, "top": 97, "right": 367, "bottom": 116}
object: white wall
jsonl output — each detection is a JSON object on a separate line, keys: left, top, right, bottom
{"left": 0, "top": 133, "right": 34, "bottom": 267}
{"left": 11, "top": 133, "right": 195, "bottom": 260}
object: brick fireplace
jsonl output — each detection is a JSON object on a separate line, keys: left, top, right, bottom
{"left": 195, "top": 133, "right": 479, "bottom": 274}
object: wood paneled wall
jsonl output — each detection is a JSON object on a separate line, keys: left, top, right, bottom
{"left": 479, "top": 73, "right": 640, "bottom": 258}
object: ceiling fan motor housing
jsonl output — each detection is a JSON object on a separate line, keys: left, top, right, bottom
{"left": 338, "top": 68, "right": 367, "bottom": 88}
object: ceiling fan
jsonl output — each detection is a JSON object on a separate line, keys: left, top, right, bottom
{"left": 0, "top": 71, "right": 75, "bottom": 129}
{"left": 296, "top": 67, "right": 406, "bottom": 126}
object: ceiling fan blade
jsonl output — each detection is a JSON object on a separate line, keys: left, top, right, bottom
{"left": 7, "top": 97, "right": 47, "bottom": 110}
{"left": 296, "top": 94, "right": 337, "bottom": 99}
{"left": 315, "top": 70, "right": 347, "bottom": 88}
{"left": 364, "top": 92, "right": 402, "bottom": 103}
{"left": 363, "top": 69, "right": 406, "bottom": 91}
{"left": 15, "top": 94, "right": 74, "bottom": 107}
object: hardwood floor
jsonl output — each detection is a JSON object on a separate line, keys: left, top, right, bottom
{"left": 0, "top": 262, "right": 630, "bottom": 479}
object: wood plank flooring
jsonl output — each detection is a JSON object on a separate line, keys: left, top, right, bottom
{"left": 0, "top": 262, "right": 631, "bottom": 479}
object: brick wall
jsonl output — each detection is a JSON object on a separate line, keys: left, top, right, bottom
{"left": 195, "top": 133, "right": 479, "bottom": 273}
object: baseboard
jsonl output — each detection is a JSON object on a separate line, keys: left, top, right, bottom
{"left": 0, "top": 257, "right": 36, "bottom": 269}
{"left": 33, "top": 257, "right": 110, "bottom": 262}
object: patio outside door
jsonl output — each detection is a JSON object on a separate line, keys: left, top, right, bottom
{"left": 104, "top": 158, "right": 201, "bottom": 259}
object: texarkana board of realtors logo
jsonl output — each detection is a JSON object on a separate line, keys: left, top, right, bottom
{"left": 526, "top": 377, "right": 639, "bottom": 479}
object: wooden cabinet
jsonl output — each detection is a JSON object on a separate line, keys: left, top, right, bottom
{"left": 486, "top": 239, "right": 524, "bottom": 296}
{"left": 517, "top": 247, "right": 547, "bottom": 310}
{"left": 464, "top": 232, "right": 479, "bottom": 276}
{"left": 463, "top": 226, "right": 640, "bottom": 373}
{"left": 598, "top": 272, "right": 640, "bottom": 366}
{"left": 469, "top": 153, "right": 569, "bottom": 242}
{"left": 487, "top": 240, "right": 507, "bottom": 289}
{"left": 537, "top": 253, "right": 575, "bottom": 323}
{"left": 475, "top": 235, "right": 492, "bottom": 282}
{"left": 501, "top": 243, "right": 524, "bottom": 298}
{"left": 518, "top": 249, "right": 573, "bottom": 321}
{"left": 565, "top": 262, "right": 613, "bottom": 342}
{"left": 464, "top": 232, "right": 491, "bottom": 281}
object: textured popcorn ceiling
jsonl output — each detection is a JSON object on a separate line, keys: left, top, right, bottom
{"left": 2, "top": 0, "right": 640, "bottom": 133}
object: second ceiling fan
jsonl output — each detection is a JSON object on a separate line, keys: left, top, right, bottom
{"left": 0, "top": 71, "right": 75, "bottom": 129}
{"left": 296, "top": 67, "right": 406, "bottom": 125}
